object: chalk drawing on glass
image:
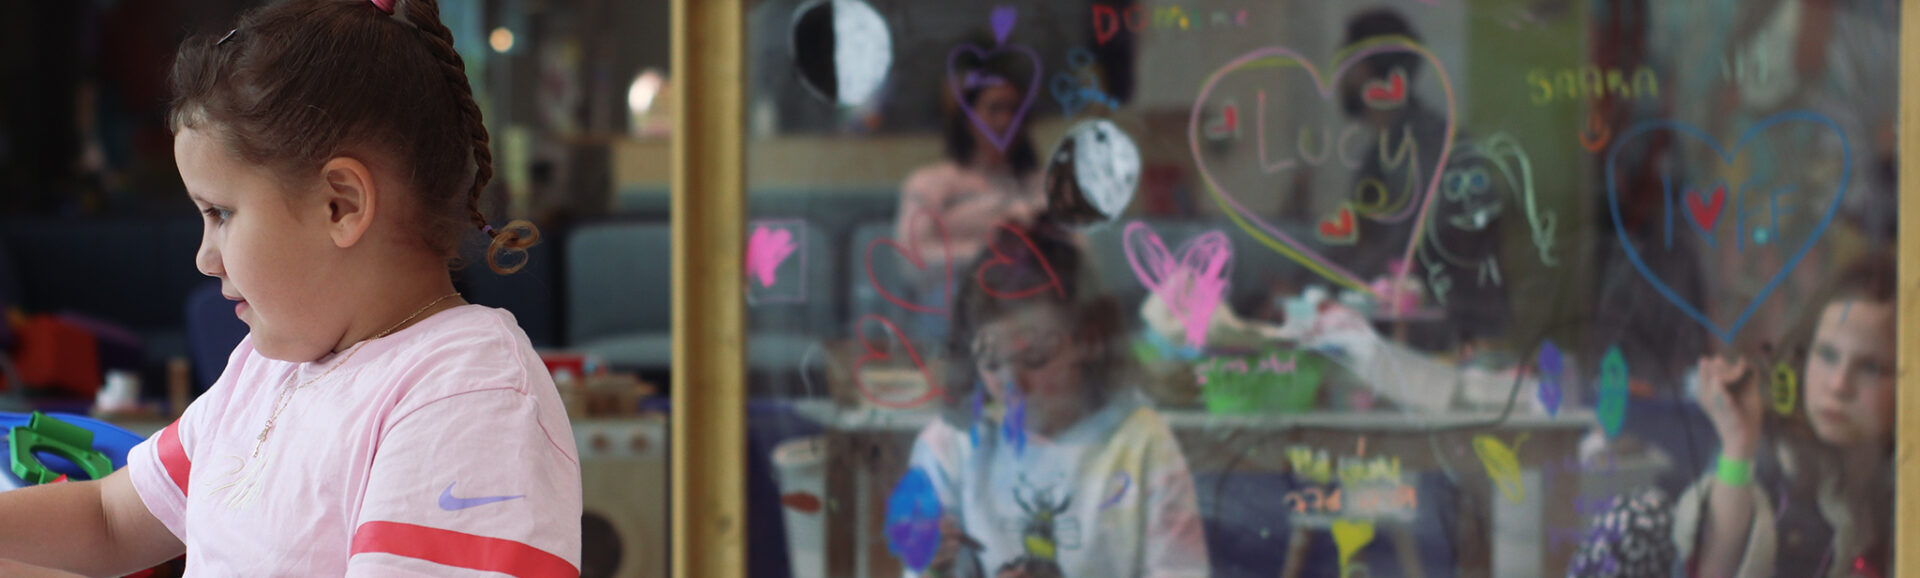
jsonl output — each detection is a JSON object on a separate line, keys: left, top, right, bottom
{"left": 1043, "top": 118, "right": 1140, "bottom": 226}
{"left": 789, "top": 0, "right": 893, "bottom": 107}
{"left": 746, "top": 219, "right": 808, "bottom": 304}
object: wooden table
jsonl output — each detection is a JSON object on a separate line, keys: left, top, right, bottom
{"left": 793, "top": 400, "right": 1594, "bottom": 578}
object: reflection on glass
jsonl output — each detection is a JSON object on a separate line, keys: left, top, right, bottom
{"left": 891, "top": 224, "right": 1208, "bottom": 578}
{"left": 741, "top": 0, "right": 1903, "bottom": 576}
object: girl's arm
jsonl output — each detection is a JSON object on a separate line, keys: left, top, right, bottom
{"left": 0, "top": 559, "right": 86, "bottom": 577}
{"left": 1695, "top": 474, "right": 1759, "bottom": 576}
{"left": 896, "top": 170, "right": 948, "bottom": 261}
{"left": 1141, "top": 418, "right": 1209, "bottom": 578}
{"left": 1692, "top": 355, "right": 1767, "bottom": 576}
{"left": 0, "top": 469, "right": 184, "bottom": 577}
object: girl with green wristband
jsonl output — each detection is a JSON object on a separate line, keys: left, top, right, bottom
{"left": 1683, "top": 253, "right": 1894, "bottom": 577}
{"left": 1569, "top": 252, "right": 1895, "bottom": 578}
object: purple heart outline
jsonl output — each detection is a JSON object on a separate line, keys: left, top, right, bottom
{"left": 1186, "top": 39, "right": 1456, "bottom": 300}
{"left": 948, "top": 41, "right": 1041, "bottom": 153}
{"left": 1605, "top": 110, "right": 1849, "bottom": 344}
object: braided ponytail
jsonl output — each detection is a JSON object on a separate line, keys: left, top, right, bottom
{"left": 393, "top": 0, "right": 539, "bottom": 274}
{"left": 171, "top": 0, "right": 541, "bottom": 274}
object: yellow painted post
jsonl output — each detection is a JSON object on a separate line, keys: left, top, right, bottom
{"left": 670, "top": 0, "right": 746, "bottom": 576}
{"left": 1898, "top": 3, "right": 1919, "bottom": 575}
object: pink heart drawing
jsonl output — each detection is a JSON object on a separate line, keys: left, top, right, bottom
{"left": 746, "top": 225, "right": 798, "bottom": 288}
{"left": 1123, "top": 222, "right": 1232, "bottom": 349}
{"left": 1187, "top": 40, "right": 1456, "bottom": 298}
{"left": 947, "top": 27, "right": 1042, "bottom": 152}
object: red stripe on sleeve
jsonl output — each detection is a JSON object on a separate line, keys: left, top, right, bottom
{"left": 351, "top": 521, "right": 577, "bottom": 578}
{"left": 155, "top": 421, "right": 191, "bottom": 497}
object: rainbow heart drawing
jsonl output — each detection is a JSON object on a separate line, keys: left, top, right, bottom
{"left": 1605, "top": 111, "right": 1849, "bottom": 344}
{"left": 1187, "top": 38, "right": 1456, "bottom": 298}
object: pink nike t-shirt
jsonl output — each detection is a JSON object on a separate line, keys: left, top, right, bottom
{"left": 126, "top": 304, "right": 582, "bottom": 576}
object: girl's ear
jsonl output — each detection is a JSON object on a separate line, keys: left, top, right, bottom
{"left": 317, "top": 155, "right": 379, "bottom": 249}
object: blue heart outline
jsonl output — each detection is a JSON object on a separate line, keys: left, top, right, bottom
{"left": 1606, "top": 110, "right": 1850, "bottom": 344}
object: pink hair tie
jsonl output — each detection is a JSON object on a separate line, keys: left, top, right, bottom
{"left": 370, "top": 0, "right": 395, "bottom": 14}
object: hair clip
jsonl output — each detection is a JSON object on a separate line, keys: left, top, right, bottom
{"left": 217, "top": 28, "right": 239, "bottom": 46}
{"left": 481, "top": 224, "right": 495, "bottom": 236}
{"left": 370, "top": 0, "right": 395, "bottom": 15}
{"left": 963, "top": 71, "right": 1007, "bottom": 90}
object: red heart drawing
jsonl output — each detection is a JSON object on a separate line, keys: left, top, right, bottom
{"left": 1203, "top": 101, "right": 1239, "bottom": 141}
{"left": 1318, "top": 205, "right": 1359, "bottom": 244}
{"left": 781, "top": 492, "right": 823, "bottom": 514}
{"left": 1685, "top": 185, "right": 1726, "bottom": 232}
{"left": 974, "top": 223, "right": 1065, "bottom": 300}
{"left": 865, "top": 210, "right": 954, "bottom": 315}
{"left": 852, "top": 314, "right": 943, "bottom": 409}
{"left": 1362, "top": 69, "right": 1407, "bottom": 109}
{"left": 1187, "top": 41, "right": 1456, "bottom": 300}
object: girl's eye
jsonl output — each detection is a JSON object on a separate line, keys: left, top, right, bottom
{"left": 203, "top": 207, "right": 232, "bottom": 223}
{"left": 1814, "top": 344, "right": 1840, "bottom": 364}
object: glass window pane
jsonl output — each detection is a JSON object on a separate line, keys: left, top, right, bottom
{"left": 741, "top": 1, "right": 1901, "bottom": 577}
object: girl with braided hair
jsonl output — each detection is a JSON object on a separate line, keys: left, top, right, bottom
{"left": 0, "top": 0, "right": 580, "bottom": 575}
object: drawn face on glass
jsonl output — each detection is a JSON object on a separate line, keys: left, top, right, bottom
{"left": 789, "top": 0, "right": 893, "bottom": 106}
{"left": 1042, "top": 119, "right": 1140, "bottom": 226}
{"left": 971, "top": 304, "right": 1085, "bottom": 427}
{"left": 1423, "top": 137, "right": 1528, "bottom": 276}
{"left": 1803, "top": 299, "right": 1896, "bottom": 447}
{"left": 1440, "top": 166, "right": 1502, "bottom": 232}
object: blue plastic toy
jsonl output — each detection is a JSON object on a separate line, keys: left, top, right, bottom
{"left": 1, "top": 412, "right": 145, "bottom": 490}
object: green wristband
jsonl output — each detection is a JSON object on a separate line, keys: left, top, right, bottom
{"left": 1716, "top": 454, "right": 1754, "bottom": 487}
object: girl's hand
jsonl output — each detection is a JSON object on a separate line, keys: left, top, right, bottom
{"left": 0, "top": 559, "right": 85, "bottom": 578}
{"left": 1696, "top": 355, "right": 1764, "bottom": 459}
{"left": 925, "top": 516, "right": 971, "bottom": 574}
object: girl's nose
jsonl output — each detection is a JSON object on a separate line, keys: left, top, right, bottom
{"left": 196, "top": 238, "right": 223, "bottom": 278}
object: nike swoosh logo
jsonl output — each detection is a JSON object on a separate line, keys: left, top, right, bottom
{"left": 438, "top": 483, "right": 526, "bottom": 511}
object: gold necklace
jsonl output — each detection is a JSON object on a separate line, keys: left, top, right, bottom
{"left": 251, "top": 292, "right": 462, "bottom": 457}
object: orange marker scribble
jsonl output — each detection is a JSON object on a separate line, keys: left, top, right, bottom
{"left": 1580, "top": 109, "right": 1611, "bottom": 152}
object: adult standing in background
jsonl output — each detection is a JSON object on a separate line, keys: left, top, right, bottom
{"left": 891, "top": 52, "right": 1044, "bottom": 344}
{"left": 896, "top": 67, "right": 1044, "bottom": 266}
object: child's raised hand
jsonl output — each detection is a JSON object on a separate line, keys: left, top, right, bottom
{"left": 1696, "top": 355, "right": 1764, "bottom": 459}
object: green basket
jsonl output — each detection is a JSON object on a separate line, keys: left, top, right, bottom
{"left": 1196, "top": 349, "right": 1325, "bottom": 414}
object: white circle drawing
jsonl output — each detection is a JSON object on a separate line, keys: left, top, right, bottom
{"left": 1068, "top": 119, "right": 1141, "bottom": 219}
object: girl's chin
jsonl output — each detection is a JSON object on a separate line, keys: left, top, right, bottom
{"left": 1810, "top": 420, "right": 1868, "bottom": 448}
{"left": 249, "top": 337, "right": 331, "bottom": 364}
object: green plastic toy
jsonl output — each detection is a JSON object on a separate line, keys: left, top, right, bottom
{"left": 9, "top": 412, "right": 113, "bottom": 484}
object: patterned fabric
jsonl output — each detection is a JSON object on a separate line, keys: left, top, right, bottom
{"left": 898, "top": 390, "right": 1209, "bottom": 577}
{"left": 1567, "top": 486, "right": 1678, "bottom": 578}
